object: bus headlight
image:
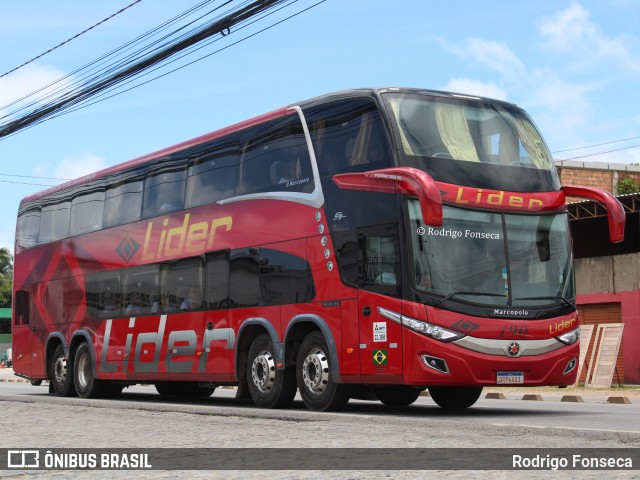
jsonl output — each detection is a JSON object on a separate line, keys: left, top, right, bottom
{"left": 377, "top": 307, "right": 465, "bottom": 342}
{"left": 556, "top": 327, "right": 580, "bottom": 345}
{"left": 401, "top": 315, "right": 464, "bottom": 342}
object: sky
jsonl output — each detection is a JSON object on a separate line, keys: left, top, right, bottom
{"left": 1, "top": 0, "right": 640, "bottom": 253}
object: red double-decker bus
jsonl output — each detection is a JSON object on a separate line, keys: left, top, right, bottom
{"left": 12, "top": 88, "right": 625, "bottom": 410}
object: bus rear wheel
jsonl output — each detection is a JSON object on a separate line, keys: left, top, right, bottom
{"left": 74, "top": 342, "right": 108, "bottom": 399}
{"left": 428, "top": 386, "right": 483, "bottom": 409}
{"left": 375, "top": 386, "right": 422, "bottom": 407}
{"left": 296, "top": 332, "right": 350, "bottom": 411}
{"left": 49, "top": 344, "right": 77, "bottom": 397}
{"left": 49, "top": 344, "right": 76, "bottom": 397}
{"left": 246, "top": 334, "right": 296, "bottom": 409}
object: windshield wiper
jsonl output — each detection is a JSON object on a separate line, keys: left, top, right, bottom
{"left": 434, "top": 291, "right": 505, "bottom": 308}
{"left": 515, "top": 296, "right": 575, "bottom": 309}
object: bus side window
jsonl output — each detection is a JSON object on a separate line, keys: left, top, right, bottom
{"left": 238, "top": 115, "right": 314, "bottom": 195}
{"left": 69, "top": 180, "right": 105, "bottom": 236}
{"left": 259, "top": 246, "right": 315, "bottom": 305}
{"left": 306, "top": 99, "right": 393, "bottom": 177}
{"left": 39, "top": 195, "right": 71, "bottom": 244}
{"left": 205, "top": 251, "right": 230, "bottom": 310}
{"left": 14, "top": 290, "right": 30, "bottom": 325}
{"left": 104, "top": 170, "right": 143, "bottom": 228}
{"left": 122, "top": 265, "right": 160, "bottom": 316}
{"left": 16, "top": 205, "right": 40, "bottom": 249}
{"left": 229, "top": 248, "right": 263, "bottom": 308}
{"left": 142, "top": 159, "right": 186, "bottom": 218}
{"left": 161, "top": 257, "right": 203, "bottom": 313}
{"left": 85, "top": 271, "right": 121, "bottom": 319}
{"left": 358, "top": 224, "right": 401, "bottom": 298}
{"left": 185, "top": 138, "right": 239, "bottom": 208}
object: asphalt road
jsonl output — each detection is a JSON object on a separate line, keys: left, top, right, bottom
{"left": 1, "top": 382, "right": 639, "bottom": 479}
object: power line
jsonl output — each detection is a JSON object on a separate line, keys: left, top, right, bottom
{"left": 552, "top": 135, "right": 640, "bottom": 154}
{"left": 0, "top": 0, "right": 143, "bottom": 79}
{"left": 560, "top": 143, "right": 640, "bottom": 161}
{"left": 0, "top": 173, "right": 71, "bottom": 181}
{"left": 0, "top": 0, "right": 322, "bottom": 140}
{"left": 0, "top": 179, "right": 57, "bottom": 187}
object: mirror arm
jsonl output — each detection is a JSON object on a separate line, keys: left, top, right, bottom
{"left": 333, "top": 167, "right": 443, "bottom": 226}
{"left": 562, "top": 185, "right": 626, "bottom": 243}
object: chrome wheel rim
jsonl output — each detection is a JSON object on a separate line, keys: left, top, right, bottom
{"left": 251, "top": 349, "right": 276, "bottom": 393}
{"left": 301, "top": 347, "right": 329, "bottom": 394}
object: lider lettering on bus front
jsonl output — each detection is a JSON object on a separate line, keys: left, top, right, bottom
{"left": 454, "top": 187, "right": 544, "bottom": 209}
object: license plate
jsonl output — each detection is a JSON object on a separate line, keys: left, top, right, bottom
{"left": 497, "top": 372, "right": 524, "bottom": 384}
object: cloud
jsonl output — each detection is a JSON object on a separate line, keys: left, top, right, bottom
{"left": 0, "top": 63, "right": 66, "bottom": 112}
{"left": 525, "top": 68, "right": 593, "bottom": 131}
{"left": 53, "top": 152, "right": 108, "bottom": 180}
{"left": 442, "top": 78, "right": 507, "bottom": 101}
{"left": 440, "top": 37, "right": 526, "bottom": 81}
{"left": 538, "top": 3, "right": 640, "bottom": 73}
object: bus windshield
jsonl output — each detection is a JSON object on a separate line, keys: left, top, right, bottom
{"left": 383, "top": 92, "right": 559, "bottom": 192}
{"left": 408, "top": 199, "right": 575, "bottom": 309}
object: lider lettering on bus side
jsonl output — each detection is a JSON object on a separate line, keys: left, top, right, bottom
{"left": 99, "top": 317, "right": 236, "bottom": 373}
{"left": 142, "top": 214, "right": 232, "bottom": 261}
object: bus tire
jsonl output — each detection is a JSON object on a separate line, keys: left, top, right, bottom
{"left": 428, "top": 386, "right": 483, "bottom": 409}
{"left": 246, "top": 334, "right": 296, "bottom": 409}
{"left": 74, "top": 342, "right": 108, "bottom": 399}
{"left": 296, "top": 331, "right": 350, "bottom": 411}
{"left": 375, "top": 386, "right": 421, "bottom": 407}
{"left": 49, "top": 344, "right": 77, "bottom": 397}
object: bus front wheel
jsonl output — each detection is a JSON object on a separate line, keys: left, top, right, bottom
{"left": 246, "top": 334, "right": 297, "bottom": 409}
{"left": 428, "top": 386, "right": 483, "bottom": 409}
{"left": 49, "top": 344, "right": 77, "bottom": 397}
{"left": 296, "top": 332, "right": 350, "bottom": 411}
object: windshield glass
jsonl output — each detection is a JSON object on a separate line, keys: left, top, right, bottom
{"left": 408, "top": 200, "right": 575, "bottom": 308}
{"left": 386, "top": 93, "right": 553, "bottom": 169}
{"left": 383, "top": 92, "right": 560, "bottom": 192}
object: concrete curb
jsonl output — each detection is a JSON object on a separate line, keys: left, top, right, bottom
{"left": 483, "top": 391, "right": 633, "bottom": 404}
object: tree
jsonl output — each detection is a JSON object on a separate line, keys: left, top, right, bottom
{"left": 0, "top": 247, "right": 12, "bottom": 308}
{"left": 618, "top": 177, "right": 640, "bottom": 195}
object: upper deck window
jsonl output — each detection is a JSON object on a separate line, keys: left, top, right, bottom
{"left": 185, "top": 137, "right": 239, "bottom": 208}
{"left": 383, "top": 93, "right": 560, "bottom": 192}
{"left": 16, "top": 205, "right": 40, "bottom": 249}
{"left": 69, "top": 180, "right": 105, "bottom": 236}
{"left": 305, "top": 99, "right": 393, "bottom": 178}
{"left": 39, "top": 194, "right": 70, "bottom": 244}
{"left": 104, "top": 170, "right": 144, "bottom": 228}
{"left": 142, "top": 158, "right": 186, "bottom": 218}
{"left": 238, "top": 115, "right": 314, "bottom": 196}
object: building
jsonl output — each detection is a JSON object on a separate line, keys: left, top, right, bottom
{"left": 558, "top": 161, "right": 640, "bottom": 385}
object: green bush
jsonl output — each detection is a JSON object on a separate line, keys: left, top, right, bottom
{"left": 618, "top": 177, "right": 639, "bottom": 195}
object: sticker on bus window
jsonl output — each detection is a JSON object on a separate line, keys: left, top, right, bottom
{"left": 373, "top": 322, "right": 387, "bottom": 342}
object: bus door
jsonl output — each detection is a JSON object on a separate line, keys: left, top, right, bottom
{"left": 356, "top": 224, "right": 404, "bottom": 382}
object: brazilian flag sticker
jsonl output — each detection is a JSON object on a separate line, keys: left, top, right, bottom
{"left": 372, "top": 349, "right": 387, "bottom": 365}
